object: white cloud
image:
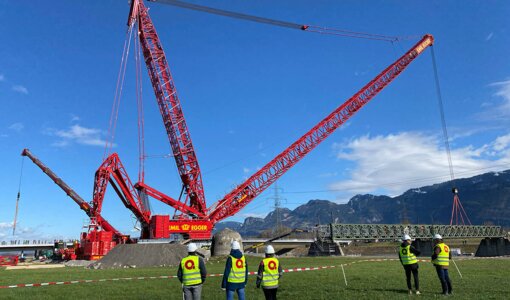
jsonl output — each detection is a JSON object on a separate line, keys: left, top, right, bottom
{"left": 70, "top": 114, "right": 80, "bottom": 122}
{"left": 12, "top": 85, "right": 29, "bottom": 95}
{"left": 486, "top": 32, "right": 494, "bottom": 41}
{"left": 48, "top": 124, "right": 109, "bottom": 147}
{"left": 243, "top": 167, "right": 251, "bottom": 174}
{"left": 318, "top": 172, "right": 338, "bottom": 178}
{"left": 0, "top": 222, "right": 13, "bottom": 230}
{"left": 480, "top": 79, "right": 510, "bottom": 121}
{"left": 0, "top": 222, "right": 14, "bottom": 239}
{"left": 492, "top": 79, "right": 510, "bottom": 105}
{"left": 8, "top": 122, "right": 24, "bottom": 132}
{"left": 493, "top": 134, "right": 510, "bottom": 152}
{"left": 0, "top": 221, "right": 59, "bottom": 240}
{"left": 241, "top": 213, "right": 266, "bottom": 219}
{"left": 329, "top": 132, "right": 510, "bottom": 197}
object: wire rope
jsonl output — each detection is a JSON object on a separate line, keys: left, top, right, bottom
{"left": 12, "top": 156, "right": 25, "bottom": 235}
{"left": 150, "top": 0, "right": 411, "bottom": 42}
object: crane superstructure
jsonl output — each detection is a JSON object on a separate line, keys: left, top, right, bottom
{"left": 24, "top": 0, "right": 435, "bottom": 253}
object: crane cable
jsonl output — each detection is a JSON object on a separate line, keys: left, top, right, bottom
{"left": 430, "top": 46, "right": 455, "bottom": 183}
{"left": 103, "top": 24, "right": 136, "bottom": 159}
{"left": 149, "top": 0, "right": 415, "bottom": 43}
{"left": 12, "top": 156, "right": 25, "bottom": 235}
{"left": 430, "top": 46, "right": 471, "bottom": 225}
{"left": 134, "top": 25, "right": 146, "bottom": 183}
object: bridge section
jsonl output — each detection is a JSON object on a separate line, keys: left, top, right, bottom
{"left": 317, "top": 224, "right": 504, "bottom": 241}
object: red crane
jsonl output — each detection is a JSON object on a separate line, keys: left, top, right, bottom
{"left": 21, "top": 149, "right": 130, "bottom": 259}
{"left": 25, "top": 0, "right": 435, "bottom": 244}
{"left": 96, "top": 0, "right": 434, "bottom": 239}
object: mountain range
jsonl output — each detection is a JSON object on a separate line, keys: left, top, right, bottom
{"left": 214, "top": 170, "right": 510, "bottom": 237}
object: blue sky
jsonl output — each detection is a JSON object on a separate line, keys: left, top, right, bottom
{"left": 1, "top": 1, "right": 509, "bottom": 240}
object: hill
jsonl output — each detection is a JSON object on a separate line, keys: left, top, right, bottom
{"left": 216, "top": 170, "right": 510, "bottom": 236}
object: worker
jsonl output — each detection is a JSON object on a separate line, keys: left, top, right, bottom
{"left": 398, "top": 234, "right": 421, "bottom": 295}
{"left": 177, "top": 243, "right": 207, "bottom": 300}
{"left": 431, "top": 234, "right": 453, "bottom": 295}
{"left": 221, "top": 240, "right": 248, "bottom": 300}
{"left": 256, "top": 245, "right": 282, "bottom": 300}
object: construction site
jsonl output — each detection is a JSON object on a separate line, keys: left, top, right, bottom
{"left": 1, "top": 0, "right": 509, "bottom": 299}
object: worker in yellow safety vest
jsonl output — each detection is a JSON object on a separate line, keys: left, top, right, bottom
{"left": 398, "top": 234, "right": 421, "bottom": 295}
{"left": 256, "top": 245, "right": 282, "bottom": 300}
{"left": 221, "top": 240, "right": 248, "bottom": 300}
{"left": 431, "top": 234, "right": 452, "bottom": 295}
{"left": 177, "top": 243, "right": 207, "bottom": 300}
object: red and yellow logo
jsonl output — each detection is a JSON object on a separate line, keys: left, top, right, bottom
{"left": 184, "top": 259, "right": 195, "bottom": 270}
{"left": 235, "top": 259, "right": 244, "bottom": 268}
{"left": 169, "top": 222, "right": 210, "bottom": 232}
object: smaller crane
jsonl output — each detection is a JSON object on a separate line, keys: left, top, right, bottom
{"left": 21, "top": 149, "right": 130, "bottom": 260}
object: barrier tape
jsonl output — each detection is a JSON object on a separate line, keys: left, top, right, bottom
{"left": 0, "top": 265, "right": 338, "bottom": 289}
{"left": 1, "top": 256, "right": 506, "bottom": 289}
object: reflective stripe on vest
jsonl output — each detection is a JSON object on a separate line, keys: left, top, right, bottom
{"left": 262, "top": 257, "right": 279, "bottom": 288}
{"left": 432, "top": 243, "right": 450, "bottom": 266}
{"left": 181, "top": 255, "right": 202, "bottom": 286}
{"left": 228, "top": 255, "right": 246, "bottom": 283}
{"left": 399, "top": 245, "right": 418, "bottom": 265}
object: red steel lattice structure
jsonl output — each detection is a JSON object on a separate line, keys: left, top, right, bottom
{"left": 24, "top": 0, "right": 435, "bottom": 242}
{"left": 208, "top": 34, "right": 434, "bottom": 222}
{"left": 130, "top": 0, "right": 207, "bottom": 214}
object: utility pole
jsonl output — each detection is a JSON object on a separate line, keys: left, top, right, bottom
{"left": 401, "top": 199, "right": 410, "bottom": 224}
{"left": 267, "top": 181, "right": 285, "bottom": 235}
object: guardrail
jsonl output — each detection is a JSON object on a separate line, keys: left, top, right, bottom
{"left": 0, "top": 239, "right": 76, "bottom": 247}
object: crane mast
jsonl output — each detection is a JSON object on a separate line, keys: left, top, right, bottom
{"left": 209, "top": 34, "right": 434, "bottom": 222}
{"left": 129, "top": 0, "right": 207, "bottom": 213}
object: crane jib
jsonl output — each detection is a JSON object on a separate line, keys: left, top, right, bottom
{"left": 209, "top": 35, "right": 434, "bottom": 222}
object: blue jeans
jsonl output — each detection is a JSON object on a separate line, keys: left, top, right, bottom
{"left": 435, "top": 267, "right": 452, "bottom": 294}
{"left": 226, "top": 288, "right": 245, "bottom": 300}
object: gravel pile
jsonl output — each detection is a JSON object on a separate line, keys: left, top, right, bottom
{"left": 65, "top": 260, "right": 94, "bottom": 268}
{"left": 89, "top": 243, "right": 187, "bottom": 269}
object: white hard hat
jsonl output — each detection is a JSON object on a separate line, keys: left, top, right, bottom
{"left": 265, "top": 245, "right": 275, "bottom": 254}
{"left": 187, "top": 243, "right": 198, "bottom": 252}
{"left": 433, "top": 234, "right": 442, "bottom": 240}
{"left": 402, "top": 234, "right": 411, "bottom": 241}
{"left": 231, "top": 240, "right": 240, "bottom": 250}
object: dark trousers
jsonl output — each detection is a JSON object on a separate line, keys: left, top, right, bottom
{"left": 403, "top": 264, "right": 419, "bottom": 290}
{"left": 262, "top": 288, "right": 278, "bottom": 300}
{"left": 435, "top": 266, "right": 452, "bottom": 294}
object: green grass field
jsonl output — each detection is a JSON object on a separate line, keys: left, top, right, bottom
{"left": 1, "top": 256, "right": 508, "bottom": 299}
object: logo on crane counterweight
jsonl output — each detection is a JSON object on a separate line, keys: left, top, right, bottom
{"left": 168, "top": 223, "right": 210, "bottom": 231}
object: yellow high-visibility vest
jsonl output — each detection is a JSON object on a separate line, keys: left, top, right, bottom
{"left": 181, "top": 255, "right": 202, "bottom": 286}
{"left": 432, "top": 243, "right": 450, "bottom": 266}
{"left": 227, "top": 255, "right": 246, "bottom": 283}
{"left": 261, "top": 257, "right": 279, "bottom": 288}
{"left": 399, "top": 245, "right": 418, "bottom": 265}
